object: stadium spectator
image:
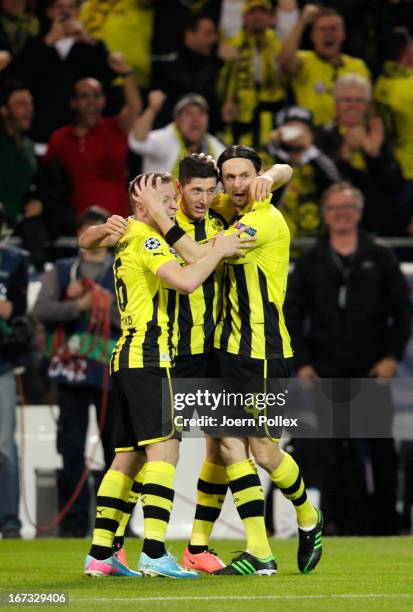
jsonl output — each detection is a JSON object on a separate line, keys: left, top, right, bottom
{"left": 32, "top": 206, "right": 119, "bottom": 538}
{"left": 129, "top": 92, "right": 225, "bottom": 177}
{"left": 217, "top": 0, "right": 288, "bottom": 148}
{"left": 282, "top": 6, "right": 370, "bottom": 125}
{"left": 0, "top": 80, "right": 51, "bottom": 267}
{"left": 0, "top": 0, "right": 39, "bottom": 57}
{"left": 267, "top": 105, "right": 340, "bottom": 247}
{"left": 317, "top": 73, "right": 403, "bottom": 235}
{"left": 152, "top": 14, "right": 221, "bottom": 130}
{"left": 80, "top": 0, "right": 154, "bottom": 90}
{"left": 285, "top": 181, "right": 411, "bottom": 534}
{"left": 44, "top": 57, "right": 141, "bottom": 221}
{"left": 15, "top": 0, "right": 116, "bottom": 151}
{"left": 0, "top": 202, "right": 30, "bottom": 539}
{"left": 375, "top": 28, "right": 413, "bottom": 236}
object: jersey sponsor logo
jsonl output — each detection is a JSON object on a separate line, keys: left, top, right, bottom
{"left": 144, "top": 237, "right": 162, "bottom": 251}
{"left": 235, "top": 223, "right": 257, "bottom": 237}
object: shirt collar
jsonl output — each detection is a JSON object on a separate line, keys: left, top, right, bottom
{"left": 235, "top": 196, "right": 271, "bottom": 218}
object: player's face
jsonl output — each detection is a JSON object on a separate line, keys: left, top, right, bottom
{"left": 175, "top": 105, "right": 209, "bottom": 145}
{"left": 71, "top": 79, "right": 105, "bottom": 127}
{"left": 336, "top": 86, "right": 369, "bottom": 127}
{"left": 4, "top": 89, "right": 34, "bottom": 131}
{"left": 323, "top": 190, "right": 361, "bottom": 233}
{"left": 179, "top": 177, "right": 217, "bottom": 221}
{"left": 311, "top": 16, "right": 345, "bottom": 59}
{"left": 221, "top": 158, "right": 258, "bottom": 211}
{"left": 158, "top": 182, "right": 179, "bottom": 220}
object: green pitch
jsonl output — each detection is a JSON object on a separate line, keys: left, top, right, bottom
{"left": 1, "top": 538, "right": 412, "bottom": 611}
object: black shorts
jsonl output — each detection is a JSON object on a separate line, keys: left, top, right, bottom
{"left": 174, "top": 352, "right": 220, "bottom": 378}
{"left": 212, "top": 349, "right": 293, "bottom": 440}
{"left": 112, "top": 367, "right": 180, "bottom": 450}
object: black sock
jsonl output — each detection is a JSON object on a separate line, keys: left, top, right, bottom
{"left": 112, "top": 536, "right": 124, "bottom": 552}
{"left": 89, "top": 544, "right": 112, "bottom": 560}
{"left": 142, "top": 538, "right": 166, "bottom": 559}
{"left": 188, "top": 544, "right": 208, "bottom": 554}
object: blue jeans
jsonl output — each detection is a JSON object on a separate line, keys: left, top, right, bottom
{"left": 0, "top": 369, "right": 21, "bottom": 532}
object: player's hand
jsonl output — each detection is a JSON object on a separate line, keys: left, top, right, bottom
{"left": 250, "top": 174, "right": 273, "bottom": 201}
{"left": 148, "top": 90, "right": 167, "bottom": 113}
{"left": 368, "top": 357, "right": 397, "bottom": 383}
{"left": 213, "top": 229, "right": 256, "bottom": 258}
{"left": 109, "top": 52, "right": 132, "bottom": 75}
{"left": 105, "top": 215, "right": 128, "bottom": 238}
{"left": 133, "top": 174, "right": 166, "bottom": 216}
{"left": 0, "top": 50, "right": 12, "bottom": 72}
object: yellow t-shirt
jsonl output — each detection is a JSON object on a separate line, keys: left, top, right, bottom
{"left": 291, "top": 50, "right": 370, "bottom": 125}
{"left": 81, "top": 0, "right": 154, "bottom": 88}
{"left": 110, "top": 218, "right": 178, "bottom": 371}
{"left": 214, "top": 199, "right": 293, "bottom": 360}
{"left": 375, "top": 62, "right": 413, "bottom": 179}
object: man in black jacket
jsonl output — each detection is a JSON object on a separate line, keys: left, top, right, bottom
{"left": 285, "top": 181, "right": 411, "bottom": 534}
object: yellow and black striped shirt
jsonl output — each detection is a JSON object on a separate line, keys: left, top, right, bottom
{"left": 214, "top": 198, "right": 293, "bottom": 360}
{"left": 175, "top": 206, "right": 226, "bottom": 355}
{"left": 110, "top": 218, "right": 178, "bottom": 372}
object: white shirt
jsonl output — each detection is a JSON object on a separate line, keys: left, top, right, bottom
{"left": 128, "top": 123, "right": 226, "bottom": 173}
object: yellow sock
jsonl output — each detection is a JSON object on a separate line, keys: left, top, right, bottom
{"left": 270, "top": 452, "right": 318, "bottom": 528}
{"left": 227, "top": 459, "right": 272, "bottom": 559}
{"left": 115, "top": 464, "right": 146, "bottom": 539}
{"left": 92, "top": 469, "right": 132, "bottom": 548}
{"left": 141, "top": 461, "right": 175, "bottom": 543}
{"left": 190, "top": 460, "right": 228, "bottom": 547}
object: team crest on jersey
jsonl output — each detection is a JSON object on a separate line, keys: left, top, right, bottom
{"left": 235, "top": 223, "right": 257, "bottom": 237}
{"left": 145, "top": 237, "right": 162, "bottom": 251}
{"left": 211, "top": 217, "right": 224, "bottom": 232}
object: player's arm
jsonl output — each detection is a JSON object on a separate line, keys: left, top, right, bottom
{"left": 79, "top": 215, "right": 129, "bottom": 249}
{"left": 156, "top": 231, "right": 255, "bottom": 294}
{"left": 249, "top": 163, "right": 293, "bottom": 201}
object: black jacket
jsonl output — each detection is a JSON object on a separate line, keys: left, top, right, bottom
{"left": 285, "top": 231, "right": 412, "bottom": 376}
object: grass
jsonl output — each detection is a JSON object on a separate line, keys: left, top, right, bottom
{"left": 0, "top": 538, "right": 412, "bottom": 611}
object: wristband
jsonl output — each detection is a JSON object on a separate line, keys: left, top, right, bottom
{"left": 164, "top": 224, "right": 185, "bottom": 246}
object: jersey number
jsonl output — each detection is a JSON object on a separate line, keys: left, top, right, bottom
{"left": 114, "top": 258, "right": 128, "bottom": 312}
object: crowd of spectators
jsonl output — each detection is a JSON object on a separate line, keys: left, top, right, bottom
{"left": 1, "top": 0, "right": 413, "bottom": 537}
{"left": 1, "top": 0, "right": 413, "bottom": 259}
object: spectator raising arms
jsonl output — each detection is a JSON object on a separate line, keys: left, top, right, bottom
{"left": 282, "top": 6, "right": 370, "bottom": 126}
{"left": 129, "top": 92, "right": 225, "bottom": 177}
{"left": 44, "top": 53, "right": 141, "bottom": 220}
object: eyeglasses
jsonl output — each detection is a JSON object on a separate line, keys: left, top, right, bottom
{"left": 324, "top": 204, "right": 359, "bottom": 212}
{"left": 337, "top": 97, "right": 368, "bottom": 104}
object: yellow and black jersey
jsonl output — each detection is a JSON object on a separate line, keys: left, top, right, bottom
{"left": 211, "top": 192, "right": 237, "bottom": 225}
{"left": 110, "top": 218, "right": 178, "bottom": 372}
{"left": 291, "top": 51, "right": 370, "bottom": 126}
{"left": 175, "top": 206, "right": 227, "bottom": 356}
{"left": 214, "top": 198, "right": 293, "bottom": 360}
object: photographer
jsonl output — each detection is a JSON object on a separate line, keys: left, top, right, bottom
{"left": 0, "top": 202, "right": 29, "bottom": 539}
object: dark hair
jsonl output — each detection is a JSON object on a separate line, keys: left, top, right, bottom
{"left": 179, "top": 154, "right": 218, "bottom": 186}
{"left": 384, "top": 27, "right": 412, "bottom": 62}
{"left": 217, "top": 145, "right": 262, "bottom": 175}
{"left": 184, "top": 13, "right": 213, "bottom": 33}
{"left": 77, "top": 205, "right": 109, "bottom": 229}
{"left": 0, "top": 80, "right": 29, "bottom": 107}
{"left": 313, "top": 7, "right": 344, "bottom": 28}
{"left": 47, "top": 0, "right": 81, "bottom": 8}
